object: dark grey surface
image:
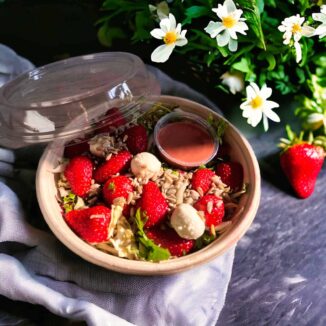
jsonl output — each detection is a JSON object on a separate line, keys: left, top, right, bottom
{"left": 217, "top": 126, "right": 326, "bottom": 326}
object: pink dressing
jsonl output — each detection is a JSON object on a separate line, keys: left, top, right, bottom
{"left": 157, "top": 121, "right": 215, "bottom": 166}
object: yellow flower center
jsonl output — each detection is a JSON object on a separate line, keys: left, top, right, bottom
{"left": 222, "top": 16, "right": 237, "bottom": 29}
{"left": 164, "top": 31, "right": 177, "bottom": 45}
{"left": 292, "top": 23, "right": 302, "bottom": 33}
{"left": 250, "top": 96, "right": 263, "bottom": 109}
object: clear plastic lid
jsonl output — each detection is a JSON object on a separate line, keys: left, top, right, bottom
{"left": 0, "top": 52, "right": 160, "bottom": 148}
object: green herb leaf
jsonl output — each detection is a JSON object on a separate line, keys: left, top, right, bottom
{"left": 183, "top": 6, "right": 210, "bottom": 25}
{"left": 236, "top": 0, "right": 266, "bottom": 50}
{"left": 63, "top": 193, "right": 77, "bottom": 213}
{"left": 135, "top": 209, "right": 171, "bottom": 262}
{"left": 97, "top": 24, "right": 126, "bottom": 47}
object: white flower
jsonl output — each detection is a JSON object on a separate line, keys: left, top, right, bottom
{"left": 278, "top": 15, "right": 315, "bottom": 63}
{"left": 220, "top": 71, "right": 244, "bottom": 94}
{"left": 204, "top": 0, "right": 248, "bottom": 52}
{"left": 240, "top": 83, "right": 280, "bottom": 131}
{"left": 149, "top": 2, "right": 169, "bottom": 21}
{"left": 150, "top": 13, "right": 187, "bottom": 63}
{"left": 312, "top": 5, "right": 326, "bottom": 39}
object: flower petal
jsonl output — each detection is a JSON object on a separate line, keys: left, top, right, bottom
{"left": 312, "top": 13, "right": 326, "bottom": 23}
{"left": 175, "top": 37, "right": 188, "bottom": 47}
{"left": 260, "top": 84, "right": 272, "bottom": 100}
{"left": 233, "top": 21, "right": 248, "bottom": 35}
{"left": 228, "top": 38, "right": 238, "bottom": 52}
{"left": 250, "top": 109, "right": 263, "bottom": 127}
{"left": 213, "top": 5, "right": 227, "bottom": 20}
{"left": 150, "top": 28, "right": 165, "bottom": 39}
{"left": 217, "top": 31, "right": 230, "bottom": 47}
{"left": 245, "top": 84, "right": 256, "bottom": 100}
{"left": 302, "top": 26, "right": 315, "bottom": 37}
{"left": 264, "top": 100, "right": 279, "bottom": 110}
{"left": 168, "top": 13, "right": 176, "bottom": 30}
{"left": 225, "top": 0, "right": 237, "bottom": 13}
{"left": 264, "top": 107, "right": 280, "bottom": 122}
{"left": 204, "top": 21, "right": 224, "bottom": 38}
{"left": 314, "top": 24, "right": 326, "bottom": 37}
{"left": 263, "top": 114, "right": 269, "bottom": 131}
{"left": 160, "top": 17, "right": 171, "bottom": 32}
{"left": 294, "top": 41, "right": 302, "bottom": 63}
{"left": 249, "top": 82, "right": 261, "bottom": 95}
{"left": 151, "top": 44, "right": 175, "bottom": 63}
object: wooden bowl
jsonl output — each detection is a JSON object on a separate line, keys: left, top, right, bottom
{"left": 36, "top": 95, "right": 261, "bottom": 275}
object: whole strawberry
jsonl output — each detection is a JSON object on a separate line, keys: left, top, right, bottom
{"left": 146, "top": 226, "right": 195, "bottom": 257}
{"left": 64, "top": 139, "right": 89, "bottom": 159}
{"left": 64, "top": 156, "right": 93, "bottom": 197}
{"left": 279, "top": 127, "right": 325, "bottom": 199}
{"left": 102, "top": 175, "right": 133, "bottom": 216}
{"left": 194, "top": 194, "right": 225, "bottom": 227}
{"left": 103, "top": 175, "right": 134, "bottom": 204}
{"left": 94, "top": 150, "right": 132, "bottom": 183}
{"left": 191, "top": 168, "right": 216, "bottom": 195}
{"left": 95, "top": 107, "right": 126, "bottom": 134}
{"left": 65, "top": 206, "right": 111, "bottom": 244}
{"left": 135, "top": 181, "right": 168, "bottom": 227}
{"left": 123, "top": 125, "right": 148, "bottom": 154}
{"left": 216, "top": 161, "right": 243, "bottom": 190}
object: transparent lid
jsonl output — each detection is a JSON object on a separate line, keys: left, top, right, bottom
{"left": 0, "top": 52, "right": 160, "bottom": 148}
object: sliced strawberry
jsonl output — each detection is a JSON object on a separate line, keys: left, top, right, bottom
{"left": 65, "top": 206, "right": 111, "bottom": 244}
{"left": 146, "top": 227, "right": 195, "bottom": 257}
{"left": 94, "top": 150, "right": 132, "bottom": 183}
{"left": 191, "top": 168, "right": 216, "bottom": 195}
{"left": 194, "top": 194, "right": 225, "bottom": 227}
{"left": 64, "top": 156, "right": 93, "bottom": 197}
{"left": 123, "top": 125, "right": 148, "bottom": 154}
{"left": 135, "top": 181, "right": 168, "bottom": 227}
{"left": 216, "top": 162, "right": 243, "bottom": 190}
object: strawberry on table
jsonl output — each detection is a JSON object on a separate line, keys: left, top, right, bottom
{"left": 135, "top": 181, "right": 168, "bottom": 227}
{"left": 216, "top": 161, "right": 243, "bottom": 191}
{"left": 65, "top": 206, "right": 111, "bottom": 244}
{"left": 191, "top": 168, "right": 216, "bottom": 195}
{"left": 123, "top": 125, "right": 148, "bottom": 154}
{"left": 194, "top": 194, "right": 225, "bottom": 227}
{"left": 94, "top": 150, "right": 132, "bottom": 183}
{"left": 146, "top": 226, "right": 195, "bottom": 257}
{"left": 279, "top": 126, "right": 325, "bottom": 199}
{"left": 64, "top": 156, "right": 93, "bottom": 197}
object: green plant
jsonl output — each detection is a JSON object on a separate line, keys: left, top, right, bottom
{"left": 96, "top": 0, "right": 326, "bottom": 136}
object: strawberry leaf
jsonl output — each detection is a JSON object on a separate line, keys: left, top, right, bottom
{"left": 135, "top": 209, "right": 171, "bottom": 262}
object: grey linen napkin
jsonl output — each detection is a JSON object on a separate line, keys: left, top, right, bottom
{"left": 0, "top": 44, "right": 234, "bottom": 326}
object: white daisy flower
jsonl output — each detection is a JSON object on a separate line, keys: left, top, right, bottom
{"left": 312, "top": 5, "right": 326, "bottom": 39}
{"left": 204, "top": 0, "right": 248, "bottom": 52}
{"left": 150, "top": 13, "right": 187, "bottom": 63}
{"left": 220, "top": 71, "right": 244, "bottom": 94}
{"left": 240, "top": 82, "right": 280, "bottom": 131}
{"left": 278, "top": 14, "right": 315, "bottom": 63}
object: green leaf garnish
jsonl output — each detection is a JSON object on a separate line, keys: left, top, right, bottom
{"left": 63, "top": 193, "right": 77, "bottom": 213}
{"left": 134, "top": 209, "right": 170, "bottom": 262}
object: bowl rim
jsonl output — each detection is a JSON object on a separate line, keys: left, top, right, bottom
{"left": 36, "top": 95, "right": 261, "bottom": 275}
